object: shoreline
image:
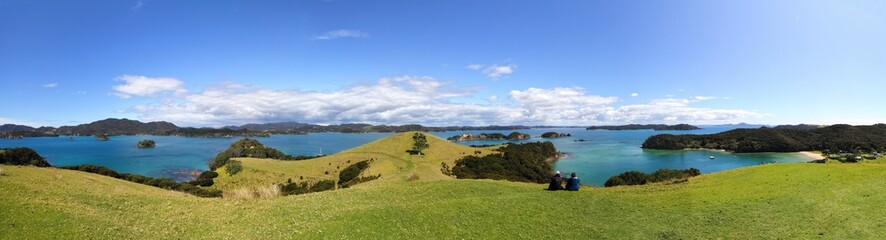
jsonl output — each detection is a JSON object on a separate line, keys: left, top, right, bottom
{"left": 798, "top": 151, "right": 825, "bottom": 160}
{"left": 666, "top": 148, "right": 827, "bottom": 160}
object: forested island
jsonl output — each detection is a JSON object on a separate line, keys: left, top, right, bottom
{"left": 448, "top": 132, "right": 531, "bottom": 141}
{"left": 642, "top": 124, "right": 886, "bottom": 153}
{"left": 587, "top": 124, "right": 700, "bottom": 131}
{"left": 541, "top": 132, "right": 571, "bottom": 138}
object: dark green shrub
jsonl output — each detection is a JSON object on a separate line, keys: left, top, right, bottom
{"left": 62, "top": 164, "right": 221, "bottom": 198}
{"left": 605, "top": 168, "right": 701, "bottom": 187}
{"left": 0, "top": 147, "right": 51, "bottom": 167}
{"left": 338, "top": 160, "right": 371, "bottom": 186}
{"left": 451, "top": 141, "right": 557, "bottom": 183}
{"left": 310, "top": 180, "right": 336, "bottom": 192}
{"left": 226, "top": 160, "right": 243, "bottom": 175}
{"left": 197, "top": 171, "right": 219, "bottom": 179}
{"left": 604, "top": 177, "right": 626, "bottom": 187}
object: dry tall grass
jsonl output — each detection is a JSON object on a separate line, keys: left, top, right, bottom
{"left": 224, "top": 185, "right": 281, "bottom": 200}
{"left": 0, "top": 168, "right": 5, "bottom": 176}
{"left": 256, "top": 184, "right": 281, "bottom": 199}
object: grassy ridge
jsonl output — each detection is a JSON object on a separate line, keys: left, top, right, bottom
{"left": 211, "top": 132, "right": 499, "bottom": 191}
{"left": 2, "top": 163, "right": 885, "bottom": 238}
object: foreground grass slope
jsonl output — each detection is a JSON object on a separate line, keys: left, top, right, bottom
{"left": 2, "top": 162, "right": 884, "bottom": 239}
{"left": 211, "top": 132, "right": 499, "bottom": 191}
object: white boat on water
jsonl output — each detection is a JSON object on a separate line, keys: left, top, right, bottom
{"left": 709, "top": 155, "right": 715, "bottom": 159}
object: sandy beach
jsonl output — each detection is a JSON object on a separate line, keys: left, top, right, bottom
{"left": 798, "top": 151, "right": 825, "bottom": 160}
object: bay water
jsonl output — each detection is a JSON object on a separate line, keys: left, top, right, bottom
{"left": 0, "top": 127, "right": 812, "bottom": 185}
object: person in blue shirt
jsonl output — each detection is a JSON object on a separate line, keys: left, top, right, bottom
{"left": 565, "top": 172, "right": 580, "bottom": 191}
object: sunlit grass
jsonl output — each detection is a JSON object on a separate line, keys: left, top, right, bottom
{"left": 1, "top": 163, "right": 884, "bottom": 238}
{"left": 210, "top": 132, "right": 499, "bottom": 191}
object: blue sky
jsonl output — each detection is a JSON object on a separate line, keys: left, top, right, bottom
{"left": 1, "top": 0, "right": 884, "bottom": 127}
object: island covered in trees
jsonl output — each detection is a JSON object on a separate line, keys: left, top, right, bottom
{"left": 137, "top": 140, "right": 156, "bottom": 148}
{"left": 587, "top": 124, "right": 700, "bottom": 131}
{"left": 448, "top": 132, "right": 531, "bottom": 141}
{"left": 642, "top": 124, "right": 886, "bottom": 153}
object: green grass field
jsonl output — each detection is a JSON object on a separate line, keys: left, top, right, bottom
{"left": 1, "top": 132, "right": 885, "bottom": 238}
{"left": 211, "top": 132, "right": 499, "bottom": 191}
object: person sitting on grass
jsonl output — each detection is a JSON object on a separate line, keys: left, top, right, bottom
{"left": 565, "top": 172, "right": 580, "bottom": 191}
{"left": 547, "top": 171, "right": 563, "bottom": 191}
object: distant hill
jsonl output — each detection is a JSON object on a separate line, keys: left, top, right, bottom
{"left": 231, "top": 122, "right": 530, "bottom": 133}
{"left": 700, "top": 122, "right": 767, "bottom": 129}
{"left": 237, "top": 122, "right": 313, "bottom": 132}
{"left": 643, "top": 124, "right": 886, "bottom": 152}
{"left": 587, "top": 124, "right": 700, "bottom": 131}
{"left": 771, "top": 124, "right": 821, "bottom": 130}
{"left": 55, "top": 118, "right": 179, "bottom": 135}
{"left": 0, "top": 124, "right": 36, "bottom": 132}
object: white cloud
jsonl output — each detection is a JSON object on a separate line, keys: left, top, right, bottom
{"left": 43, "top": 83, "right": 58, "bottom": 88}
{"left": 113, "top": 75, "right": 186, "bottom": 99}
{"left": 467, "top": 63, "right": 517, "bottom": 80}
{"left": 124, "top": 76, "right": 762, "bottom": 127}
{"left": 694, "top": 96, "right": 717, "bottom": 101}
{"left": 314, "top": 29, "right": 369, "bottom": 40}
{"left": 466, "top": 64, "right": 484, "bottom": 70}
{"left": 132, "top": 0, "right": 145, "bottom": 10}
{"left": 604, "top": 98, "right": 761, "bottom": 123}
{"left": 482, "top": 64, "right": 516, "bottom": 80}
{"left": 509, "top": 87, "right": 618, "bottom": 124}
{"left": 630, "top": 92, "right": 639, "bottom": 97}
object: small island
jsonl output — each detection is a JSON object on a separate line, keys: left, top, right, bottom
{"left": 137, "top": 139, "right": 156, "bottom": 148}
{"left": 587, "top": 124, "right": 700, "bottom": 131}
{"left": 540, "top": 132, "right": 571, "bottom": 138}
{"left": 448, "top": 132, "right": 531, "bottom": 141}
{"left": 95, "top": 133, "right": 109, "bottom": 141}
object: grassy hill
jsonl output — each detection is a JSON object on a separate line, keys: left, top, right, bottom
{"left": 211, "top": 132, "right": 499, "bottom": 191}
{"left": 1, "top": 132, "right": 885, "bottom": 238}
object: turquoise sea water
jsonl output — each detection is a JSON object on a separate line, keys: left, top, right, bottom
{"left": 0, "top": 128, "right": 811, "bottom": 185}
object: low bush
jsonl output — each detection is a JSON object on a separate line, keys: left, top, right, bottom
{"left": 605, "top": 168, "right": 701, "bottom": 187}
{"left": 61, "top": 165, "right": 222, "bottom": 197}
{"left": 338, "top": 160, "right": 372, "bottom": 186}
{"left": 279, "top": 179, "right": 337, "bottom": 196}
{"left": 226, "top": 160, "right": 243, "bottom": 175}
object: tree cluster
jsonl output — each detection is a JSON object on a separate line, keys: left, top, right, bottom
{"left": 451, "top": 141, "right": 557, "bottom": 183}
{"left": 209, "top": 138, "right": 294, "bottom": 170}
{"left": 604, "top": 168, "right": 701, "bottom": 187}
{"left": 0, "top": 147, "right": 51, "bottom": 167}
{"left": 61, "top": 165, "right": 222, "bottom": 197}
{"left": 642, "top": 124, "right": 886, "bottom": 153}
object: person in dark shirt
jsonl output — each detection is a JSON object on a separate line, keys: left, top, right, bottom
{"left": 565, "top": 172, "right": 580, "bottom": 191}
{"left": 548, "top": 171, "right": 563, "bottom": 190}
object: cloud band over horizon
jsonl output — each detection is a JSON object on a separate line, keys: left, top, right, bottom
{"left": 115, "top": 75, "right": 762, "bottom": 127}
